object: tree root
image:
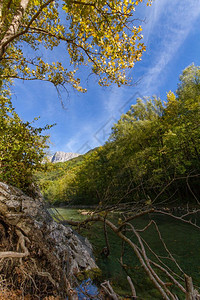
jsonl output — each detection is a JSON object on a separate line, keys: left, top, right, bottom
{"left": 0, "top": 229, "right": 29, "bottom": 259}
{"left": 0, "top": 251, "right": 28, "bottom": 259}
{"left": 0, "top": 182, "right": 97, "bottom": 299}
{"left": 37, "top": 272, "right": 56, "bottom": 287}
{"left": 0, "top": 219, "right": 71, "bottom": 299}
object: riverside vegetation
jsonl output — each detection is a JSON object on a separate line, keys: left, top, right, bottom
{"left": 36, "top": 65, "right": 200, "bottom": 208}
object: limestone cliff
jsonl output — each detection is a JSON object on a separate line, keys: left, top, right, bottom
{"left": 51, "top": 151, "right": 80, "bottom": 163}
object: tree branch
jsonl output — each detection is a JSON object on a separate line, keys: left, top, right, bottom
{"left": 0, "top": 0, "right": 54, "bottom": 59}
{"left": 0, "top": 0, "right": 30, "bottom": 58}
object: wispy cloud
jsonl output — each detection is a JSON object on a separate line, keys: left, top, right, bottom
{"left": 103, "top": 0, "right": 200, "bottom": 119}
{"left": 103, "top": 86, "right": 124, "bottom": 115}
{"left": 141, "top": 0, "right": 168, "bottom": 46}
{"left": 140, "top": 0, "right": 200, "bottom": 95}
{"left": 64, "top": 124, "right": 100, "bottom": 153}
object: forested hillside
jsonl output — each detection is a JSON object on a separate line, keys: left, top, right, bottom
{"left": 35, "top": 65, "right": 200, "bottom": 206}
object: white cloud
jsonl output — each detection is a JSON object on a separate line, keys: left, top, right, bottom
{"left": 140, "top": 0, "right": 200, "bottom": 95}
{"left": 64, "top": 124, "right": 98, "bottom": 153}
{"left": 104, "top": 86, "right": 124, "bottom": 114}
{"left": 142, "top": 0, "right": 169, "bottom": 46}
{"left": 100, "top": 0, "right": 200, "bottom": 135}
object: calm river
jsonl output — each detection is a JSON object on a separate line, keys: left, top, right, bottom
{"left": 53, "top": 208, "right": 200, "bottom": 299}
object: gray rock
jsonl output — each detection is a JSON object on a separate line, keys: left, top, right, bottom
{"left": 0, "top": 182, "right": 98, "bottom": 278}
{"left": 51, "top": 151, "right": 80, "bottom": 163}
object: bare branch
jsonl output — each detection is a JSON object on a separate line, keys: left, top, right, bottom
{"left": 151, "top": 261, "right": 186, "bottom": 293}
{"left": 186, "top": 174, "right": 200, "bottom": 205}
{"left": 101, "top": 281, "right": 119, "bottom": 300}
{"left": 185, "top": 274, "right": 200, "bottom": 300}
{"left": 126, "top": 222, "right": 177, "bottom": 300}
{"left": 127, "top": 276, "right": 137, "bottom": 299}
{"left": 117, "top": 208, "right": 154, "bottom": 232}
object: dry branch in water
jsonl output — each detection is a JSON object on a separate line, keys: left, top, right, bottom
{"left": 127, "top": 275, "right": 137, "bottom": 299}
{"left": 101, "top": 280, "right": 119, "bottom": 300}
{"left": 64, "top": 205, "right": 200, "bottom": 300}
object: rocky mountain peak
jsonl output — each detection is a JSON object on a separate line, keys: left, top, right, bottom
{"left": 50, "top": 151, "right": 80, "bottom": 163}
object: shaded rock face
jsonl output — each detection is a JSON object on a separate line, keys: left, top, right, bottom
{"left": 51, "top": 151, "right": 80, "bottom": 163}
{"left": 0, "top": 182, "right": 97, "bottom": 298}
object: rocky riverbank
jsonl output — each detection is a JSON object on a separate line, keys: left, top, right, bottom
{"left": 0, "top": 182, "right": 98, "bottom": 299}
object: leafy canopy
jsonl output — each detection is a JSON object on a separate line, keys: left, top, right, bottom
{"left": 0, "top": 0, "right": 151, "bottom": 92}
{"left": 0, "top": 88, "right": 52, "bottom": 192}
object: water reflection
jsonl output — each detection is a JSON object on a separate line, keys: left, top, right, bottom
{"left": 76, "top": 279, "right": 99, "bottom": 299}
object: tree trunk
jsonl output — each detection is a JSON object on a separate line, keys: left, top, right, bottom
{"left": 0, "top": 0, "right": 30, "bottom": 58}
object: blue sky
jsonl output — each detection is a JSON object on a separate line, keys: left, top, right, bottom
{"left": 12, "top": 0, "right": 200, "bottom": 155}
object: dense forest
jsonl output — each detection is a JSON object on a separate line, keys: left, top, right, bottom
{"left": 35, "top": 64, "right": 200, "bottom": 207}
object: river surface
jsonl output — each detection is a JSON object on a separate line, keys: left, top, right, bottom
{"left": 54, "top": 208, "right": 200, "bottom": 299}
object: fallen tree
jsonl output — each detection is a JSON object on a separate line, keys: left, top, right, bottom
{"left": 0, "top": 182, "right": 98, "bottom": 299}
{"left": 63, "top": 203, "right": 200, "bottom": 300}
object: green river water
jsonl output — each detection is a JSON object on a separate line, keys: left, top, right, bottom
{"left": 54, "top": 208, "right": 200, "bottom": 299}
